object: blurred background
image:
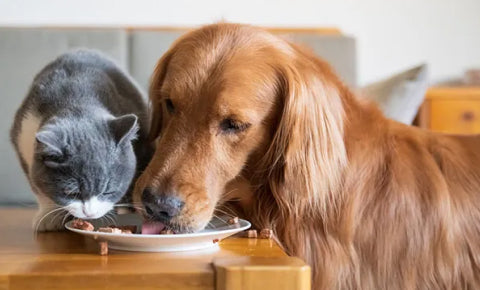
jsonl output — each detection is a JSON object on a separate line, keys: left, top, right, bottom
{"left": 2, "top": 0, "right": 479, "bottom": 84}
{"left": 1, "top": 0, "right": 480, "bottom": 205}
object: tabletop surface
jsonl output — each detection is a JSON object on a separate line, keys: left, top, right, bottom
{"left": 0, "top": 208, "right": 310, "bottom": 290}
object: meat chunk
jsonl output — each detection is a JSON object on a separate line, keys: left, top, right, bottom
{"left": 99, "top": 241, "right": 108, "bottom": 256}
{"left": 159, "top": 228, "right": 174, "bottom": 234}
{"left": 109, "top": 225, "right": 137, "bottom": 233}
{"left": 227, "top": 217, "right": 239, "bottom": 225}
{"left": 247, "top": 229, "right": 258, "bottom": 238}
{"left": 259, "top": 229, "right": 273, "bottom": 239}
{"left": 98, "top": 227, "right": 122, "bottom": 234}
{"left": 71, "top": 219, "right": 94, "bottom": 231}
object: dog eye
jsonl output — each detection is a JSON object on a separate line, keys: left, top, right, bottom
{"left": 220, "top": 118, "right": 251, "bottom": 134}
{"left": 165, "top": 98, "right": 175, "bottom": 113}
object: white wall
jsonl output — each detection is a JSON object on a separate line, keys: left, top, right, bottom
{"left": 1, "top": 0, "right": 479, "bottom": 85}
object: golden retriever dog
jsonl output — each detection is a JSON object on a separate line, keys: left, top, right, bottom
{"left": 134, "top": 23, "right": 480, "bottom": 289}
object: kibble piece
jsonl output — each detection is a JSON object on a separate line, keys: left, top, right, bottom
{"left": 259, "top": 229, "right": 273, "bottom": 239}
{"left": 98, "top": 227, "right": 122, "bottom": 234}
{"left": 72, "top": 219, "right": 94, "bottom": 231}
{"left": 212, "top": 238, "right": 219, "bottom": 244}
{"left": 110, "top": 225, "right": 137, "bottom": 233}
{"left": 247, "top": 229, "right": 258, "bottom": 238}
{"left": 99, "top": 241, "right": 108, "bottom": 256}
{"left": 227, "top": 217, "right": 239, "bottom": 225}
{"left": 159, "top": 228, "right": 174, "bottom": 235}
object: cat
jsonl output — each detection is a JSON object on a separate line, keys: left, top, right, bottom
{"left": 10, "top": 49, "right": 151, "bottom": 231}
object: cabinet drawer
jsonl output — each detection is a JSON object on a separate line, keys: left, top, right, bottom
{"left": 429, "top": 99, "right": 480, "bottom": 134}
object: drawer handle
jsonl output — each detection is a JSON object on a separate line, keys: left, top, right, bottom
{"left": 462, "top": 111, "right": 475, "bottom": 121}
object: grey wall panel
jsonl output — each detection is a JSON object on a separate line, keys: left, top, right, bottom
{"left": 283, "top": 34, "right": 357, "bottom": 87}
{"left": 129, "top": 30, "right": 184, "bottom": 92}
{"left": 129, "top": 30, "right": 356, "bottom": 91}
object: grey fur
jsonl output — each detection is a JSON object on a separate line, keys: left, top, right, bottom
{"left": 10, "top": 49, "right": 151, "bottom": 217}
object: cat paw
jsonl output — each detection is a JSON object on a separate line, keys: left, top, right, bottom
{"left": 33, "top": 209, "right": 67, "bottom": 232}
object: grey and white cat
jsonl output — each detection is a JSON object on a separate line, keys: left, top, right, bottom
{"left": 10, "top": 49, "right": 150, "bottom": 231}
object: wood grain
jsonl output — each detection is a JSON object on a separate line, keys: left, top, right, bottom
{"left": 214, "top": 257, "right": 311, "bottom": 290}
{"left": 420, "top": 87, "right": 480, "bottom": 134}
{"left": 0, "top": 208, "right": 310, "bottom": 290}
{"left": 429, "top": 99, "right": 480, "bottom": 134}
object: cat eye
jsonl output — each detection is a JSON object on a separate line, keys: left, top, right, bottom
{"left": 165, "top": 98, "right": 175, "bottom": 113}
{"left": 103, "top": 191, "right": 115, "bottom": 196}
{"left": 42, "top": 154, "right": 65, "bottom": 164}
{"left": 219, "top": 118, "right": 251, "bottom": 134}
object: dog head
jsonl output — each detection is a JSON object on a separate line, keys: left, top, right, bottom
{"left": 134, "top": 23, "right": 347, "bottom": 232}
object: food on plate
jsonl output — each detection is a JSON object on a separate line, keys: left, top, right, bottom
{"left": 72, "top": 219, "right": 168, "bottom": 235}
{"left": 227, "top": 217, "right": 239, "bottom": 225}
{"left": 113, "top": 225, "right": 138, "bottom": 233}
{"left": 66, "top": 217, "right": 250, "bottom": 253}
{"left": 98, "top": 227, "right": 123, "bottom": 234}
{"left": 71, "top": 219, "right": 94, "bottom": 231}
{"left": 159, "top": 228, "right": 174, "bottom": 234}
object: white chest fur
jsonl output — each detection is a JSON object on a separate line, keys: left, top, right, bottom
{"left": 17, "top": 112, "right": 41, "bottom": 173}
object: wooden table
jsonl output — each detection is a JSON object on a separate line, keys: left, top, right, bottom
{"left": 0, "top": 208, "right": 310, "bottom": 290}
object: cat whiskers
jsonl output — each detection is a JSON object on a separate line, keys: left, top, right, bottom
{"left": 217, "top": 188, "right": 239, "bottom": 203}
{"left": 115, "top": 202, "right": 144, "bottom": 206}
{"left": 114, "top": 203, "right": 146, "bottom": 214}
{"left": 214, "top": 207, "right": 236, "bottom": 218}
{"left": 51, "top": 209, "right": 66, "bottom": 226}
{"left": 210, "top": 213, "right": 230, "bottom": 227}
{"left": 34, "top": 206, "right": 68, "bottom": 234}
{"left": 104, "top": 211, "right": 117, "bottom": 226}
{"left": 62, "top": 212, "right": 72, "bottom": 225}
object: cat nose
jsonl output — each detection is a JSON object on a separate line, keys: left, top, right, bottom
{"left": 142, "top": 188, "right": 184, "bottom": 222}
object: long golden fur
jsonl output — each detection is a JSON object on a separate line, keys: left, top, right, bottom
{"left": 134, "top": 23, "right": 480, "bottom": 289}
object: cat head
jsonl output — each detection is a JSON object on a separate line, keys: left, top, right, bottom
{"left": 31, "top": 114, "right": 139, "bottom": 219}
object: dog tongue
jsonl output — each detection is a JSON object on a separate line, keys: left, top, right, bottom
{"left": 141, "top": 221, "right": 166, "bottom": 234}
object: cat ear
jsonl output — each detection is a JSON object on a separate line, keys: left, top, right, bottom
{"left": 109, "top": 114, "right": 139, "bottom": 145}
{"left": 35, "top": 130, "right": 65, "bottom": 167}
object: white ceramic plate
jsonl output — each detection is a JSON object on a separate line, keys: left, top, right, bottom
{"left": 65, "top": 214, "right": 250, "bottom": 252}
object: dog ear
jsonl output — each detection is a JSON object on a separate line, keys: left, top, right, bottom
{"left": 260, "top": 46, "right": 348, "bottom": 215}
{"left": 148, "top": 50, "right": 174, "bottom": 142}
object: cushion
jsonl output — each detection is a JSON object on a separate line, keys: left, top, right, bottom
{"left": 359, "top": 64, "right": 429, "bottom": 124}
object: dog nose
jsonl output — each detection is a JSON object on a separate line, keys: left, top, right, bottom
{"left": 142, "top": 188, "right": 184, "bottom": 222}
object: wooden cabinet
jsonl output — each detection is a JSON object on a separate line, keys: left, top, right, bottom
{"left": 419, "top": 87, "right": 480, "bottom": 134}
